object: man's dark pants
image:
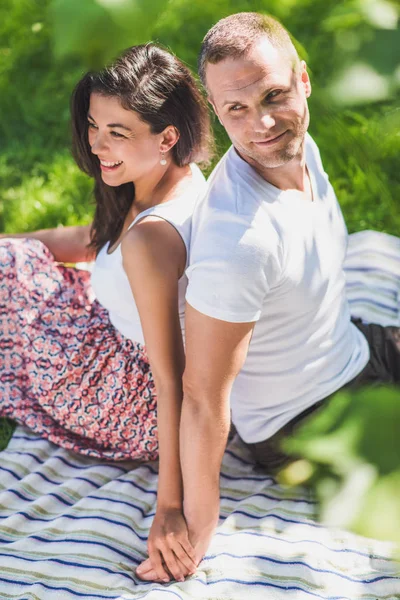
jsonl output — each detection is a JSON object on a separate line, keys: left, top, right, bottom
{"left": 241, "top": 319, "right": 400, "bottom": 472}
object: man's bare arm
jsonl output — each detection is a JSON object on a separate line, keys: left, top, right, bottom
{"left": 180, "top": 302, "right": 254, "bottom": 558}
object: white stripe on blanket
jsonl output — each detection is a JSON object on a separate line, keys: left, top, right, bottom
{"left": 0, "top": 230, "right": 399, "bottom": 600}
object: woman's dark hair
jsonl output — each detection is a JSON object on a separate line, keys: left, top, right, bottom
{"left": 71, "top": 43, "right": 212, "bottom": 254}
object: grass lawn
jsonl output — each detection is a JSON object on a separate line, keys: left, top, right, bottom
{"left": 0, "top": 418, "right": 16, "bottom": 451}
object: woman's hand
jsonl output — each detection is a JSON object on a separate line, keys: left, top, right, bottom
{"left": 136, "top": 507, "right": 197, "bottom": 583}
{"left": 135, "top": 511, "right": 217, "bottom": 583}
{"left": 0, "top": 225, "right": 94, "bottom": 263}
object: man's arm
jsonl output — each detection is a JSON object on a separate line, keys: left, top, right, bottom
{"left": 180, "top": 302, "right": 255, "bottom": 559}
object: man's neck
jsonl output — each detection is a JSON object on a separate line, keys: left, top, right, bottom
{"left": 238, "top": 139, "right": 309, "bottom": 193}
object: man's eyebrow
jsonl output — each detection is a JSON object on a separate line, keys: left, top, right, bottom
{"left": 222, "top": 99, "right": 242, "bottom": 107}
{"left": 87, "top": 114, "right": 132, "bottom": 131}
{"left": 221, "top": 87, "right": 277, "bottom": 107}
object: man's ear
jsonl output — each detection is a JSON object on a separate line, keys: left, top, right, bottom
{"left": 300, "top": 60, "right": 312, "bottom": 98}
{"left": 208, "top": 96, "right": 223, "bottom": 126}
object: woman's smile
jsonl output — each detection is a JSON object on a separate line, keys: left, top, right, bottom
{"left": 99, "top": 158, "right": 124, "bottom": 172}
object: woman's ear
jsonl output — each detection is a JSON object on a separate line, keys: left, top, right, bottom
{"left": 160, "top": 125, "right": 180, "bottom": 153}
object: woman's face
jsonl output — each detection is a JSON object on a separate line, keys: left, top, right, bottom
{"left": 87, "top": 93, "right": 163, "bottom": 186}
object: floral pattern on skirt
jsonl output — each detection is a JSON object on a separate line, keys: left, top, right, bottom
{"left": 0, "top": 238, "right": 158, "bottom": 461}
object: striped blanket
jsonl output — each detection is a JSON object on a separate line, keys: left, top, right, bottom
{"left": 0, "top": 230, "right": 399, "bottom": 599}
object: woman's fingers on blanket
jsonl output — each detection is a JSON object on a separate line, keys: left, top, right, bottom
{"left": 158, "top": 544, "right": 187, "bottom": 582}
{"left": 173, "top": 541, "right": 197, "bottom": 574}
{"left": 141, "top": 507, "right": 198, "bottom": 581}
{"left": 136, "top": 546, "right": 197, "bottom": 583}
{"left": 145, "top": 548, "right": 171, "bottom": 582}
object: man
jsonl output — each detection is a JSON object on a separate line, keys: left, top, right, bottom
{"left": 180, "top": 10, "right": 400, "bottom": 563}
{"left": 137, "top": 12, "right": 400, "bottom": 581}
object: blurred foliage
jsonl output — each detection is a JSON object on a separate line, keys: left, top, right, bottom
{"left": 323, "top": 0, "right": 400, "bottom": 105}
{"left": 0, "top": 0, "right": 400, "bottom": 544}
{"left": 279, "top": 386, "right": 400, "bottom": 550}
{"left": 51, "top": 0, "right": 165, "bottom": 69}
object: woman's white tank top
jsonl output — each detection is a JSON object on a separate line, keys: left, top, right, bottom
{"left": 91, "top": 164, "right": 205, "bottom": 346}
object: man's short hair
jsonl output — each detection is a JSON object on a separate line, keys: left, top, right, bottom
{"left": 198, "top": 12, "right": 300, "bottom": 88}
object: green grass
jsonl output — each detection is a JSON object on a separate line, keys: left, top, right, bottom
{"left": 0, "top": 147, "right": 94, "bottom": 233}
{"left": 0, "top": 418, "right": 16, "bottom": 451}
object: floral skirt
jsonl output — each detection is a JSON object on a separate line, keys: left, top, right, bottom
{"left": 0, "top": 238, "right": 158, "bottom": 461}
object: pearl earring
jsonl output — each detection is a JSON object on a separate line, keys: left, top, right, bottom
{"left": 160, "top": 152, "right": 167, "bottom": 166}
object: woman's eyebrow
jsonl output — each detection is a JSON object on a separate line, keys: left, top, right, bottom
{"left": 106, "top": 122, "right": 132, "bottom": 131}
{"left": 87, "top": 113, "right": 132, "bottom": 132}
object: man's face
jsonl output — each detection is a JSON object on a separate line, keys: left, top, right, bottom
{"left": 205, "top": 38, "right": 311, "bottom": 170}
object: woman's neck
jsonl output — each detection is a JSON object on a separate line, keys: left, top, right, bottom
{"left": 132, "top": 162, "right": 191, "bottom": 216}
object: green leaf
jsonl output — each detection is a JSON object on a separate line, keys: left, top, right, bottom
{"left": 50, "top": 0, "right": 165, "bottom": 69}
{"left": 280, "top": 386, "right": 400, "bottom": 544}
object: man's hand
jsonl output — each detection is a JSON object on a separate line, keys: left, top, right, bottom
{"left": 135, "top": 508, "right": 197, "bottom": 583}
{"left": 185, "top": 513, "right": 219, "bottom": 566}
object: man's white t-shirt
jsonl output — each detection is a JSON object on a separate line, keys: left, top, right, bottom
{"left": 186, "top": 134, "right": 369, "bottom": 443}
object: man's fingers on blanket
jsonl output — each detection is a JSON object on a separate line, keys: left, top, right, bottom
{"left": 136, "top": 557, "right": 152, "bottom": 572}
{"left": 135, "top": 561, "right": 164, "bottom": 583}
{"left": 139, "top": 568, "right": 163, "bottom": 582}
{"left": 136, "top": 550, "right": 195, "bottom": 582}
{"left": 135, "top": 558, "right": 155, "bottom": 578}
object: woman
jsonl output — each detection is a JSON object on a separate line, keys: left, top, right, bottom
{"left": 0, "top": 43, "right": 211, "bottom": 583}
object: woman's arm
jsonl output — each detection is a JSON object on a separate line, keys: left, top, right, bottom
{"left": 121, "top": 216, "right": 196, "bottom": 583}
{"left": 0, "top": 224, "right": 95, "bottom": 263}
